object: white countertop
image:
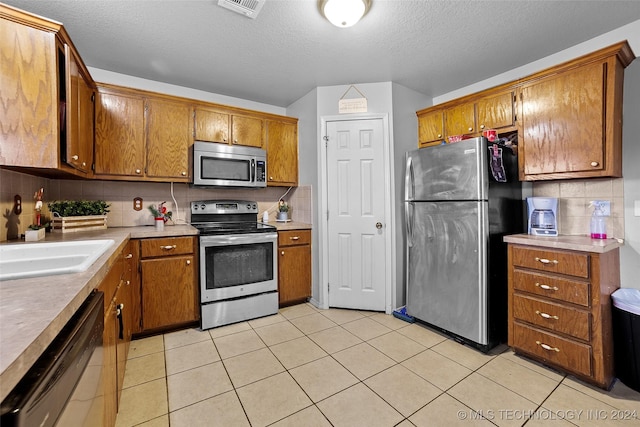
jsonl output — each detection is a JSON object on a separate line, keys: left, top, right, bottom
{"left": 503, "top": 233, "right": 623, "bottom": 253}
{"left": 0, "top": 224, "right": 198, "bottom": 401}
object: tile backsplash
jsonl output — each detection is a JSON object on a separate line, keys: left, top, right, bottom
{"left": 532, "top": 178, "right": 624, "bottom": 239}
{"left": 0, "top": 169, "right": 312, "bottom": 242}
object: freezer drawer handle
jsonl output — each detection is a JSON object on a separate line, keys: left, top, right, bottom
{"left": 535, "top": 310, "right": 559, "bottom": 320}
{"left": 536, "top": 340, "right": 560, "bottom": 352}
{"left": 535, "top": 282, "right": 559, "bottom": 291}
{"left": 535, "top": 257, "right": 558, "bottom": 265}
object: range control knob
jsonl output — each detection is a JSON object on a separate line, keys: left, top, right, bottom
{"left": 193, "top": 205, "right": 198, "bottom": 210}
{"left": 200, "top": 204, "right": 206, "bottom": 210}
{"left": 246, "top": 204, "right": 251, "bottom": 210}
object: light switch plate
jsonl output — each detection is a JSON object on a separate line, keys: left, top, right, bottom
{"left": 133, "top": 197, "right": 143, "bottom": 211}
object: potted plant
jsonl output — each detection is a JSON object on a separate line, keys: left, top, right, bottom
{"left": 148, "top": 202, "right": 172, "bottom": 230}
{"left": 277, "top": 199, "right": 289, "bottom": 221}
{"left": 48, "top": 200, "right": 110, "bottom": 233}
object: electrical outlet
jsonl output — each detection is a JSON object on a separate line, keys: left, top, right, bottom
{"left": 133, "top": 197, "right": 143, "bottom": 211}
{"left": 591, "top": 200, "right": 611, "bottom": 216}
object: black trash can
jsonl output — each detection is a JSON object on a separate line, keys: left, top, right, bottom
{"left": 612, "top": 288, "right": 640, "bottom": 392}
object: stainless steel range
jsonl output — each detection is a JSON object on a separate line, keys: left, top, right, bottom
{"left": 191, "top": 200, "right": 278, "bottom": 330}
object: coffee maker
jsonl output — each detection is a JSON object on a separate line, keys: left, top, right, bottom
{"left": 527, "top": 197, "right": 558, "bottom": 236}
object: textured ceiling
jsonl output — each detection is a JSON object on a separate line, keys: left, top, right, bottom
{"left": 5, "top": 0, "right": 640, "bottom": 107}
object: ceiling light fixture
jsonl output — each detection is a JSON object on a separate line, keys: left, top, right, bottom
{"left": 319, "top": 0, "right": 371, "bottom": 28}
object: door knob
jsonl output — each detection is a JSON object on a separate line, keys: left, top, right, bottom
{"left": 376, "top": 222, "right": 383, "bottom": 229}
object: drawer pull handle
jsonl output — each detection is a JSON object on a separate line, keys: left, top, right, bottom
{"left": 290, "top": 236, "right": 300, "bottom": 240}
{"left": 535, "top": 257, "right": 558, "bottom": 265}
{"left": 535, "top": 282, "right": 559, "bottom": 291}
{"left": 161, "top": 245, "right": 177, "bottom": 250}
{"left": 536, "top": 341, "right": 560, "bottom": 352}
{"left": 535, "top": 310, "right": 559, "bottom": 320}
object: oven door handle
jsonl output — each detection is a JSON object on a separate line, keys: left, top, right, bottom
{"left": 199, "top": 232, "right": 277, "bottom": 246}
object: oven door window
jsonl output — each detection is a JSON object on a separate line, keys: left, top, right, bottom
{"left": 205, "top": 242, "right": 273, "bottom": 289}
{"left": 201, "top": 156, "right": 251, "bottom": 183}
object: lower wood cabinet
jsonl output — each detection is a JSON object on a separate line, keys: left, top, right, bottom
{"left": 507, "top": 243, "right": 620, "bottom": 389}
{"left": 278, "top": 229, "right": 311, "bottom": 306}
{"left": 139, "top": 236, "right": 199, "bottom": 331}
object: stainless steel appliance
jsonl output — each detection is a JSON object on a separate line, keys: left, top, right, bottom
{"left": 1, "top": 291, "right": 104, "bottom": 426}
{"left": 193, "top": 142, "right": 267, "bottom": 188}
{"left": 404, "top": 137, "right": 522, "bottom": 352}
{"left": 191, "top": 200, "right": 278, "bottom": 329}
{"left": 527, "top": 197, "right": 558, "bottom": 236}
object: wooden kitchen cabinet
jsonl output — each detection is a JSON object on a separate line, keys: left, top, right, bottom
{"left": 266, "top": 119, "right": 299, "bottom": 186}
{"left": 517, "top": 42, "right": 633, "bottom": 180}
{"left": 278, "top": 229, "right": 311, "bottom": 306}
{"left": 507, "top": 244, "right": 620, "bottom": 389}
{"left": 444, "top": 102, "right": 476, "bottom": 137}
{"left": 94, "top": 84, "right": 192, "bottom": 182}
{"left": 140, "top": 236, "right": 199, "bottom": 331}
{"left": 194, "top": 105, "right": 264, "bottom": 148}
{"left": 0, "top": 4, "right": 95, "bottom": 177}
{"left": 476, "top": 91, "right": 515, "bottom": 131}
{"left": 418, "top": 110, "right": 445, "bottom": 147}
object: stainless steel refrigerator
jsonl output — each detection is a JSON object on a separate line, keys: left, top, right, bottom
{"left": 404, "top": 137, "right": 522, "bottom": 352}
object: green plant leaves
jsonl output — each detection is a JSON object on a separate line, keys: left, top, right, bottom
{"left": 47, "top": 200, "right": 110, "bottom": 217}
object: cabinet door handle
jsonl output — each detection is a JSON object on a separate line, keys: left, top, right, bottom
{"left": 590, "top": 161, "right": 599, "bottom": 167}
{"left": 281, "top": 251, "right": 285, "bottom": 255}
{"left": 125, "top": 253, "right": 133, "bottom": 259}
{"left": 181, "top": 171, "right": 187, "bottom": 176}
{"left": 480, "top": 124, "right": 485, "bottom": 129}
{"left": 71, "top": 155, "right": 79, "bottom": 160}
{"left": 535, "top": 257, "right": 558, "bottom": 265}
{"left": 535, "top": 282, "right": 559, "bottom": 291}
{"left": 535, "top": 310, "right": 559, "bottom": 320}
{"left": 290, "top": 236, "right": 300, "bottom": 241}
{"left": 468, "top": 127, "right": 473, "bottom": 132}
{"left": 437, "top": 134, "right": 442, "bottom": 138}
{"left": 135, "top": 169, "right": 142, "bottom": 174}
{"left": 186, "top": 260, "right": 191, "bottom": 265}
{"left": 536, "top": 341, "right": 560, "bottom": 352}
{"left": 161, "top": 245, "right": 177, "bottom": 250}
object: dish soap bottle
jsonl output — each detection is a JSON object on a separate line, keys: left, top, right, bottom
{"left": 590, "top": 202, "right": 607, "bottom": 239}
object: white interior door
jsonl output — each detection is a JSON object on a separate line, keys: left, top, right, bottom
{"left": 326, "top": 118, "right": 386, "bottom": 311}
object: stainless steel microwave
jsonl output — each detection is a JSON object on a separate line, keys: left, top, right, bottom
{"left": 192, "top": 141, "right": 267, "bottom": 188}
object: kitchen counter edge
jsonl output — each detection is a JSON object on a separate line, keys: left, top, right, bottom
{"left": 503, "top": 233, "right": 623, "bottom": 253}
{"left": 267, "top": 221, "right": 312, "bottom": 231}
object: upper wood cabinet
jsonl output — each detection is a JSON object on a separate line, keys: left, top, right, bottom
{"left": 444, "top": 102, "right": 476, "bottom": 136}
{"left": 0, "top": 5, "right": 95, "bottom": 177}
{"left": 94, "top": 84, "right": 192, "bottom": 182}
{"left": 517, "top": 42, "right": 633, "bottom": 180}
{"left": 194, "top": 106, "right": 264, "bottom": 148}
{"left": 266, "top": 118, "right": 299, "bottom": 186}
{"left": 418, "top": 110, "right": 444, "bottom": 147}
{"left": 477, "top": 91, "right": 515, "bottom": 131}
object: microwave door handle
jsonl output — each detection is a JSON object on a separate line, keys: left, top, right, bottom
{"left": 251, "top": 159, "right": 255, "bottom": 182}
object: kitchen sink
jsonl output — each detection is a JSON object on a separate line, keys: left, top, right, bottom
{"left": 0, "top": 239, "right": 115, "bottom": 281}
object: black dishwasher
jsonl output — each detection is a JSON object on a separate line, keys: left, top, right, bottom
{"left": 1, "top": 290, "right": 104, "bottom": 427}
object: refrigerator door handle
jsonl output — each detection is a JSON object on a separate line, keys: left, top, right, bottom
{"left": 404, "top": 155, "right": 414, "bottom": 201}
{"left": 405, "top": 202, "right": 414, "bottom": 247}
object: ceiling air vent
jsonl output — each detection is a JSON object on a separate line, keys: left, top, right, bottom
{"left": 217, "top": 0, "right": 265, "bottom": 19}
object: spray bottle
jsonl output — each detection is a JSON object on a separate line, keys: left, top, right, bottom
{"left": 590, "top": 201, "right": 607, "bottom": 239}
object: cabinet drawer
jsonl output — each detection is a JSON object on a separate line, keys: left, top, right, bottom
{"left": 512, "top": 322, "right": 592, "bottom": 377}
{"left": 278, "top": 230, "right": 311, "bottom": 247}
{"left": 141, "top": 236, "right": 194, "bottom": 258}
{"left": 511, "top": 246, "right": 589, "bottom": 278}
{"left": 513, "top": 270, "right": 590, "bottom": 307}
{"left": 513, "top": 294, "right": 591, "bottom": 341}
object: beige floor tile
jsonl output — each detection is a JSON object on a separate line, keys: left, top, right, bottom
{"left": 115, "top": 378, "right": 168, "bottom": 427}
{"left": 290, "top": 312, "right": 338, "bottom": 334}
{"left": 169, "top": 390, "right": 250, "bottom": 427}
{"left": 543, "top": 384, "right": 637, "bottom": 426}
{"left": 431, "top": 339, "right": 495, "bottom": 370}
{"left": 164, "top": 327, "right": 211, "bottom": 350}
{"left": 122, "top": 351, "right": 165, "bottom": 389}
{"left": 223, "top": 347, "right": 285, "bottom": 387}
{"left": 254, "top": 320, "right": 304, "bottom": 346}
{"left": 165, "top": 340, "right": 220, "bottom": 375}
{"left": 396, "top": 420, "right": 417, "bottom": 427}
{"left": 137, "top": 415, "right": 169, "bottom": 427}
{"left": 236, "top": 372, "right": 312, "bottom": 427}
{"left": 317, "top": 383, "right": 403, "bottom": 427}
{"left": 409, "top": 393, "right": 494, "bottom": 427}
{"left": 478, "top": 356, "right": 562, "bottom": 404}
{"left": 364, "top": 364, "right": 442, "bottom": 417}
{"left": 524, "top": 410, "right": 581, "bottom": 426}
{"left": 166, "top": 361, "right": 233, "bottom": 412}
{"left": 308, "top": 326, "right": 363, "bottom": 354}
{"left": 396, "top": 323, "right": 449, "bottom": 348}
{"left": 289, "top": 356, "right": 359, "bottom": 402}
{"left": 333, "top": 342, "right": 396, "bottom": 380}
{"left": 247, "top": 313, "right": 287, "bottom": 328}
{"left": 367, "top": 331, "right": 427, "bottom": 362}
{"left": 269, "top": 336, "right": 328, "bottom": 369}
{"left": 207, "top": 321, "right": 251, "bottom": 339}
{"left": 270, "top": 405, "right": 332, "bottom": 427}
{"left": 448, "top": 372, "right": 538, "bottom": 427}
{"left": 213, "top": 329, "right": 265, "bottom": 359}
{"left": 369, "top": 312, "right": 412, "bottom": 330}
{"left": 499, "top": 349, "right": 566, "bottom": 381}
{"left": 562, "top": 375, "right": 640, "bottom": 414}
{"left": 402, "top": 349, "right": 472, "bottom": 391}
{"left": 127, "top": 335, "right": 164, "bottom": 360}
{"left": 341, "top": 317, "right": 392, "bottom": 341}
{"left": 280, "top": 303, "right": 318, "bottom": 319}
{"left": 319, "top": 308, "right": 366, "bottom": 324}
